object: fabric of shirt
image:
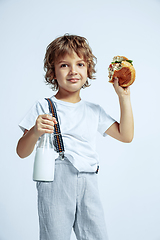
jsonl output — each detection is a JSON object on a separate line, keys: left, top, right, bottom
{"left": 19, "top": 96, "right": 116, "bottom": 172}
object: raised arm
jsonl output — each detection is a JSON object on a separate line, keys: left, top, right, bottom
{"left": 105, "top": 79, "right": 134, "bottom": 143}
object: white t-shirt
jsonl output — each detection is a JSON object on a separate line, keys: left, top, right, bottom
{"left": 19, "top": 96, "right": 116, "bottom": 172}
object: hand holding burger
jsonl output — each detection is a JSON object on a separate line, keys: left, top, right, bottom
{"left": 108, "top": 56, "right": 136, "bottom": 87}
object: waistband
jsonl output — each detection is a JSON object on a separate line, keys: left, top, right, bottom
{"left": 55, "top": 157, "right": 99, "bottom": 174}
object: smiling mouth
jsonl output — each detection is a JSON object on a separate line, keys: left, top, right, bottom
{"left": 67, "top": 78, "right": 80, "bottom": 83}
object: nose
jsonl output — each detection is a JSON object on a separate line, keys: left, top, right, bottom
{"left": 69, "top": 65, "right": 78, "bottom": 75}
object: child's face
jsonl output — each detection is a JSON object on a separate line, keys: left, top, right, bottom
{"left": 54, "top": 51, "right": 88, "bottom": 94}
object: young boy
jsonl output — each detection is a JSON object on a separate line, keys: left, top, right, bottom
{"left": 16, "top": 34, "right": 134, "bottom": 240}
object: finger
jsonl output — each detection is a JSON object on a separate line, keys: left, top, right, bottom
{"left": 38, "top": 128, "right": 54, "bottom": 135}
{"left": 124, "top": 86, "right": 130, "bottom": 94}
{"left": 41, "top": 119, "right": 55, "bottom": 127}
{"left": 113, "top": 78, "right": 119, "bottom": 89}
{"left": 45, "top": 115, "right": 57, "bottom": 124}
{"left": 37, "top": 123, "right": 54, "bottom": 135}
{"left": 35, "top": 125, "right": 54, "bottom": 137}
{"left": 113, "top": 77, "right": 119, "bottom": 84}
{"left": 41, "top": 115, "right": 57, "bottom": 124}
{"left": 42, "top": 114, "right": 53, "bottom": 120}
{"left": 41, "top": 123, "right": 54, "bottom": 131}
{"left": 52, "top": 117, "right": 57, "bottom": 124}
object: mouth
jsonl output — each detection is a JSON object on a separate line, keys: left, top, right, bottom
{"left": 67, "top": 78, "right": 80, "bottom": 83}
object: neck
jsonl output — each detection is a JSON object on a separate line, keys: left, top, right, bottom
{"left": 55, "top": 89, "right": 81, "bottom": 103}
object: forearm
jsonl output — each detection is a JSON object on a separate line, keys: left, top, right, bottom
{"left": 119, "top": 95, "right": 134, "bottom": 142}
{"left": 16, "top": 126, "right": 39, "bottom": 158}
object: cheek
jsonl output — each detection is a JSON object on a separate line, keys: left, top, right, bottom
{"left": 85, "top": 70, "right": 88, "bottom": 79}
{"left": 81, "top": 67, "right": 88, "bottom": 77}
{"left": 54, "top": 70, "right": 63, "bottom": 80}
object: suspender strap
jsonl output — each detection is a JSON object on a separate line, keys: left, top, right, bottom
{"left": 95, "top": 165, "right": 99, "bottom": 174}
{"left": 45, "top": 98, "right": 99, "bottom": 171}
{"left": 45, "top": 98, "right": 65, "bottom": 159}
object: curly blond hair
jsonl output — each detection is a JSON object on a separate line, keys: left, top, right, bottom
{"left": 44, "top": 34, "right": 97, "bottom": 90}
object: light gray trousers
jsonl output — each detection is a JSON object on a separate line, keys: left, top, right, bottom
{"left": 37, "top": 158, "right": 109, "bottom": 240}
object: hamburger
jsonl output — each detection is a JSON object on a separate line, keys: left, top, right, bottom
{"left": 108, "top": 56, "right": 136, "bottom": 87}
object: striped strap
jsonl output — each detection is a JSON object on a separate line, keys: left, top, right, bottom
{"left": 45, "top": 98, "right": 65, "bottom": 159}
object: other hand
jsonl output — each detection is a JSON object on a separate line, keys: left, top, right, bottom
{"left": 113, "top": 78, "right": 130, "bottom": 98}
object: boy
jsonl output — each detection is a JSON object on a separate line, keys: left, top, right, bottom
{"left": 16, "top": 34, "right": 134, "bottom": 240}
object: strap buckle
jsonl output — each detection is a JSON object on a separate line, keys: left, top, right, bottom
{"left": 59, "top": 151, "right": 65, "bottom": 160}
{"left": 54, "top": 133, "right": 61, "bottom": 136}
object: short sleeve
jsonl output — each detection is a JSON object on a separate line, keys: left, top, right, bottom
{"left": 97, "top": 105, "right": 116, "bottom": 137}
{"left": 18, "top": 99, "right": 49, "bottom": 132}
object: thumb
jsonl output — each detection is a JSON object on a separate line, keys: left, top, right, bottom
{"left": 113, "top": 77, "right": 119, "bottom": 88}
{"left": 52, "top": 117, "right": 57, "bottom": 125}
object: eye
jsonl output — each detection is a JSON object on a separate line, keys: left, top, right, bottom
{"left": 78, "top": 62, "right": 85, "bottom": 67}
{"left": 60, "top": 64, "right": 68, "bottom": 68}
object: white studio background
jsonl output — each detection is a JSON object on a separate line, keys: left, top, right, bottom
{"left": 0, "top": 0, "right": 160, "bottom": 239}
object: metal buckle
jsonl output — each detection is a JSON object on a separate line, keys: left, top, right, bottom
{"left": 54, "top": 133, "right": 61, "bottom": 136}
{"left": 59, "top": 151, "right": 65, "bottom": 160}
